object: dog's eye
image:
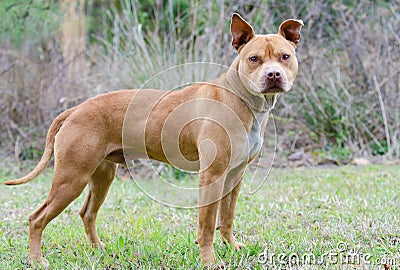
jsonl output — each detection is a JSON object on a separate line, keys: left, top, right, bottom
{"left": 249, "top": 56, "right": 259, "bottom": 63}
{"left": 282, "top": 54, "right": 291, "bottom": 61}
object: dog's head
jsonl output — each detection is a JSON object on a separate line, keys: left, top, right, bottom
{"left": 231, "top": 13, "right": 303, "bottom": 96}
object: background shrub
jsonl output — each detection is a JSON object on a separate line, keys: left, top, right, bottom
{"left": 0, "top": 0, "right": 398, "bottom": 166}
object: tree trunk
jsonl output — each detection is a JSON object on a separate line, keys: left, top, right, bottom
{"left": 60, "top": 0, "right": 87, "bottom": 81}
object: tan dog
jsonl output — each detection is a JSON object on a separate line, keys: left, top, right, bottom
{"left": 4, "top": 14, "right": 303, "bottom": 267}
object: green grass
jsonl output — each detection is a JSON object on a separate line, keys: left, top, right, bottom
{"left": 1, "top": 165, "right": 400, "bottom": 269}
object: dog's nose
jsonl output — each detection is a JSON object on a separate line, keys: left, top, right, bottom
{"left": 266, "top": 71, "right": 281, "bottom": 80}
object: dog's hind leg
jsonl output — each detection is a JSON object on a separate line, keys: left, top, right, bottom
{"left": 79, "top": 160, "right": 117, "bottom": 248}
{"left": 28, "top": 169, "right": 90, "bottom": 267}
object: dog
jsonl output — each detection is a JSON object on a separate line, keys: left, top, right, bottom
{"left": 4, "top": 13, "right": 303, "bottom": 267}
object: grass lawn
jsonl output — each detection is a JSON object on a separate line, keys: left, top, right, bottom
{"left": 1, "top": 164, "right": 400, "bottom": 269}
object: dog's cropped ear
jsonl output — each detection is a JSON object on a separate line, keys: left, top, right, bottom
{"left": 231, "top": 13, "right": 255, "bottom": 51}
{"left": 278, "top": 19, "right": 304, "bottom": 47}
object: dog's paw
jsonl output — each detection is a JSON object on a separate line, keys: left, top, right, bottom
{"left": 91, "top": 240, "right": 106, "bottom": 249}
{"left": 98, "top": 241, "right": 106, "bottom": 249}
{"left": 202, "top": 263, "right": 225, "bottom": 270}
{"left": 29, "top": 255, "right": 49, "bottom": 268}
{"left": 219, "top": 230, "right": 244, "bottom": 251}
{"left": 234, "top": 241, "right": 244, "bottom": 251}
{"left": 200, "top": 244, "right": 215, "bottom": 265}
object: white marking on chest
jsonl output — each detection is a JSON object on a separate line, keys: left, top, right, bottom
{"left": 244, "top": 111, "right": 268, "bottom": 161}
{"left": 248, "top": 113, "right": 265, "bottom": 159}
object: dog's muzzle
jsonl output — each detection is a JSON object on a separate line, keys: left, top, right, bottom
{"left": 261, "top": 68, "right": 286, "bottom": 94}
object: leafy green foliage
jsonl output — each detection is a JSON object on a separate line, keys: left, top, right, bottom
{"left": 0, "top": 0, "right": 399, "bottom": 159}
{"left": 162, "top": 164, "right": 189, "bottom": 181}
{"left": 19, "top": 147, "right": 44, "bottom": 160}
{"left": 371, "top": 141, "right": 389, "bottom": 156}
{"left": 0, "top": 0, "right": 60, "bottom": 48}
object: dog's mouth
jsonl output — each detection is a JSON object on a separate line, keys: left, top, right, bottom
{"left": 260, "top": 82, "right": 286, "bottom": 94}
{"left": 261, "top": 87, "right": 285, "bottom": 94}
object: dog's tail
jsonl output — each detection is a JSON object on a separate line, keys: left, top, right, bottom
{"left": 3, "top": 108, "right": 75, "bottom": 185}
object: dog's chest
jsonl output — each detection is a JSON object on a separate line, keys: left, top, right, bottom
{"left": 245, "top": 112, "right": 267, "bottom": 161}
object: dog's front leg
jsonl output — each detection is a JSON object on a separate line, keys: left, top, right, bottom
{"left": 197, "top": 166, "right": 226, "bottom": 265}
{"left": 197, "top": 201, "right": 220, "bottom": 264}
{"left": 217, "top": 164, "right": 246, "bottom": 250}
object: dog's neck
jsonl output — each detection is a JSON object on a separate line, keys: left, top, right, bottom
{"left": 225, "top": 57, "right": 277, "bottom": 113}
